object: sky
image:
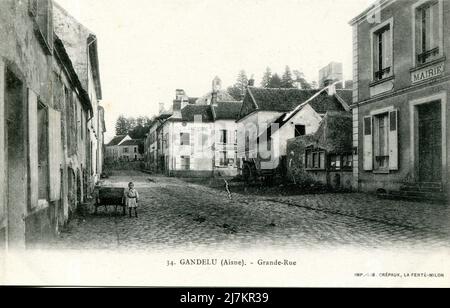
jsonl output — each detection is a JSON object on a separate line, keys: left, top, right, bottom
{"left": 56, "top": 0, "right": 371, "bottom": 142}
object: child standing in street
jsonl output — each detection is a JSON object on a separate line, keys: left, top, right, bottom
{"left": 125, "top": 182, "right": 139, "bottom": 218}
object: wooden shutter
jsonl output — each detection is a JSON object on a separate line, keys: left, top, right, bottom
{"left": 28, "top": 89, "right": 39, "bottom": 206}
{"left": 389, "top": 109, "right": 399, "bottom": 170}
{"left": 363, "top": 116, "right": 373, "bottom": 171}
{"left": 48, "top": 108, "right": 62, "bottom": 201}
{"left": 0, "top": 60, "right": 5, "bottom": 220}
{"left": 431, "top": 2, "right": 440, "bottom": 50}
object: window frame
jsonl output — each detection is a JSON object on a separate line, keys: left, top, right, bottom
{"left": 370, "top": 18, "right": 394, "bottom": 82}
{"left": 180, "top": 132, "right": 190, "bottom": 146}
{"left": 294, "top": 124, "right": 306, "bottom": 138}
{"left": 412, "top": 0, "right": 443, "bottom": 67}
{"left": 305, "top": 147, "right": 326, "bottom": 171}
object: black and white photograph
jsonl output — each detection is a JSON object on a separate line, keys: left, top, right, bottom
{"left": 0, "top": 0, "right": 449, "bottom": 289}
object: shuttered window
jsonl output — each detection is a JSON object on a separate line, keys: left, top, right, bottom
{"left": 48, "top": 108, "right": 62, "bottom": 202}
{"left": 415, "top": 1, "right": 441, "bottom": 65}
{"left": 38, "top": 102, "right": 49, "bottom": 201}
{"left": 373, "top": 24, "right": 392, "bottom": 81}
{"left": 363, "top": 109, "right": 399, "bottom": 172}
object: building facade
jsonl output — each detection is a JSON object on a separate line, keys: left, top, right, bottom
{"left": 146, "top": 79, "right": 242, "bottom": 177}
{"left": 105, "top": 135, "right": 131, "bottom": 163}
{"left": 236, "top": 86, "right": 352, "bottom": 180}
{"left": 0, "top": 0, "right": 103, "bottom": 250}
{"left": 350, "top": 0, "right": 450, "bottom": 199}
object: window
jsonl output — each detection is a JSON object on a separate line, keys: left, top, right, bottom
{"left": 29, "top": 0, "right": 53, "bottom": 55}
{"left": 415, "top": 1, "right": 441, "bottom": 65}
{"left": 123, "top": 147, "right": 129, "bottom": 153}
{"left": 220, "top": 130, "right": 228, "bottom": 144}
{"left": 374, "top": 113, "right": 389, "bottom": 171}
{"left": 180, "top": 133, "right": 190, "bottom": 146}
{"left": 373, "top": 23, "right": 392, "bottom": 81}
{"left": 329, "top": 154, "right": 353, "bottom": 171}
{"left": 305, "top": 148, "right": 325, "bottom": 170}
{"left": 219, "top": 151, "right": 228, "bottom": 166}
{"left": 38, "top": 102, "right": 49, "bottom": 200}
{"left": 134, "top": 147, "right": 137, "bottom": 153}
{"left": 295, "top": 125, "right": 306, "bottom": 137}
{"left": 245, "top": 131, "right": 250, "bottom": 152}
{"left": 234, "top": 130, "right": 238, "bottom": 144}
{"left": 181, "top": 156, "right": 190, "bottom": 170}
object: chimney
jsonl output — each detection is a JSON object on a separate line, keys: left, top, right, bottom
{"left": 172, "top": 100, "right": 182, "bottom": 119}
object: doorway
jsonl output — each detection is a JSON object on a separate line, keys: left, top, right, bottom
{"left": 5, "top": 69, "right": 27, "bottom": 247}
{"left": 418, "top": 101, "right": 442, "bottom": 183}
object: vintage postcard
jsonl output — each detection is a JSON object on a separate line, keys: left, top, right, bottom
{"left": 0, "top": 0, "right": 449, "bottom": 288}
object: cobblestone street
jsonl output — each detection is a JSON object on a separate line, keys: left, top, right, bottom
{"left": 50, "top": 171, "right": 450, "bottom": 252}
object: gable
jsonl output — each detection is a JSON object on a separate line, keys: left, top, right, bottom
{"left": 237, "top": 93, "right": 257, "bottom": 121}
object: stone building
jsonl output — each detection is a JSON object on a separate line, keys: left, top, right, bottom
{"left": 0, "top": 0, "right": 103, "bottom": 250}
{"left": 236, "top": 85, "right": 352, "bottom": 181}
{"left": 105, "top": 135, "right": 131, "bottom": 163}
{"left": 146, "top": 78, "right": 242, "bottom": 177}
{"left": 53, "top": 3, "right": 103, "bottom": 195}
{"left": 118, "top": 139, "right": 144, "bottom": 161}
{"left": 350, "top": 0, "right": 449, "bottom": 201}
{"left": 286, "top": 112, "right": 354, "bottom": 190}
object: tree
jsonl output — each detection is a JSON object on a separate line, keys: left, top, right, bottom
{"left": 227, "top": 70, "right": 249, "bottom": 100}
{"left": 268, "top": 73, "right": 282, "bottom": 88}
{"left": 261, "top": 67, "right": 272, "bottom": 88}
{"left": 293, "top": 69, "right": 313, "bottom": 90}
{"left": 115, "top": 115, "right": 129, "bottom": 135}
{"left": 281, "top": 66, "right": 294, "bottom": 88}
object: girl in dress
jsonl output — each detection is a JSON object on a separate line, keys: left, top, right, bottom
{"left": 125, "top": 182, "right": 139, "bottom": 218}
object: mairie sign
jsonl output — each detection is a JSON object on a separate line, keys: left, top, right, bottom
{"left": 411, "top": 62, "right": 445, "bottom": 84}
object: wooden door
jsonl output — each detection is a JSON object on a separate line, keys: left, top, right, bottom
{"left": 418, "top": 101, "right": 442, "bottom": 183}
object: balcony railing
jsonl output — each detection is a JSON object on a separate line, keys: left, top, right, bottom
{"left": 417, "top": 47, "right": 440, "bottom": 65}
{"left": 374, "top": 67, "right": 391, "bottom": 81}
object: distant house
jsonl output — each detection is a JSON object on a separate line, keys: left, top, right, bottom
{"left": 236, "top": 85, "right": 352, "bottom": 181}
{"left": 119, "top": 139, "right": 144, "bottom": 161}
{"left": 148, "top": 77, "right": 242, "bottom": 177}
{"left": 105, "top": 135, "right": 131, "bottom": 162}
{"left": 286, "top": 111, "right": 354, "bottom": 190}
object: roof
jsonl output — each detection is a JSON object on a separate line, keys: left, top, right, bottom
{"left": 295, "top": 112, "right": 353, "bottom": 154}
{"left": 248, "top": 87, "right": 319, "bottom": 113}
{"left": 107, "top": 135, "right": 127, "bottom": 146}
{"left": 212, "top": 101, "right": 243, "bottom": 120}
{"left": 195, "top": 91, "right": 236, "bottom": 105}
{"left": 120, "top": 139, "right": 143, "bottom": 147}
{"left": 53, "top": 34, "right": 93, "bottom": 113}
{"left": 336, "top": 90, "right": 353, "bottom": 108}
{"left": 180, "top": 105, "right": 214, "bottom": 122}
{"left": 258, "top": 86, "right": 352, "bottom": 140}
{"left": 53, "top": 3, "right": 102, "bottom": 100}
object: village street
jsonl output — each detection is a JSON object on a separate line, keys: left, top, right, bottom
{"left": 47, "top": 170, "right": 450, "bottom": 252}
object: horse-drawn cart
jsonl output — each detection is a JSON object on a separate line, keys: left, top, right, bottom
{"left": 94, "top": 187, "right": 126, "bottom": 215}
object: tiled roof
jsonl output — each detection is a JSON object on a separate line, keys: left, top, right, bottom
{"left": 195, "top": 91, "right": 236, "bottom": 105}
{"left": 120, "top": 139, "right": 143, "bottom": 147}
{"left": 213, "top": 101, "right": 243, "bottom": 120}
{"left": 248, "top": 87, "right": 319, "bottom": 112}
{"left": 336, "top": 90, "right": 353, "bottom": 107}
{"left": 107, "top": 135, "right": 127, "bottom": 146}
{"left": 258, "top": 89, "right": 349, "bottom": 140}
{"left": 181, "top": 105, "right": 214, "bottom": 122}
